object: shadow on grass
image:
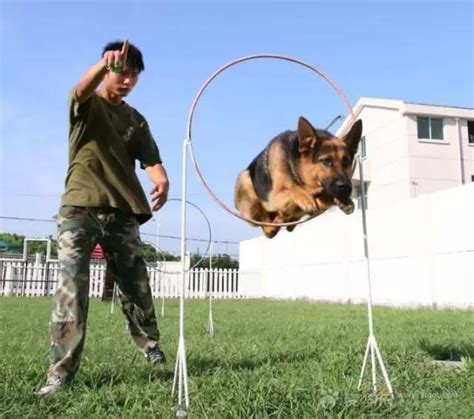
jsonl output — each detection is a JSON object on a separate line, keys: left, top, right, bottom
{"left": 76, "top": 347, "right": 345, "bottom": 388}
{"left": 79, "top": 365, "right": 174, "bottom": 389}
{"left": 76, "top": 349, "right": 319, "bottom": 390}
{"left": 187, "top": 348, "right": 324, "bottom": 376}
{"left": 419, "top": 338, "right": 474, "bottom": 361}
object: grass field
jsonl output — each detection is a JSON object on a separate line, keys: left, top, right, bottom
{"left": 0, "top": 298, "right": 473, "bottom": 418}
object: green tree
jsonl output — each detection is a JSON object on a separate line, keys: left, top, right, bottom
{"left": 27, "top": 236, "right": 58, "bottom": 257}
{"left": 0, "top": 233, "right": 23, "bottom": 250}
{"left": 0, "top": 233, "right": 58, "bottom": 256}
{"left": 190, "top": 252, "right": 239, "bottom": 269}
{"left": 0, "top": 233, "right": 185, "bottom": 261}
{"left": 141, "top": 243, "right": 179, "bottom": 262}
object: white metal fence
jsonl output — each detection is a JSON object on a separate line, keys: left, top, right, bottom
{"left": 0, "top": 259, "right": 246, "bottom": 299}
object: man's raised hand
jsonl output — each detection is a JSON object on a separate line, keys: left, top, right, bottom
{"left": 103, "top": 39, "right": 129, "bottom": 72}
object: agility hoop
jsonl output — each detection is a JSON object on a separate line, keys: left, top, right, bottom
{"left": 185, "top": 54, "right": 356, "bottom": 227}
{"left": 173, "top": 55, "right": 390, "bottom": 414}
{"left": 144, "top": 199, "right": 212, "bottom": 275}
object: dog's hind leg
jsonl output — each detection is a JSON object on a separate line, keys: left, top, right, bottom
{"left": 235, "top": 170, "right": 267, "bottom": 225}
{"left": 235, "top": 170, "right": 282, "bottom": 238}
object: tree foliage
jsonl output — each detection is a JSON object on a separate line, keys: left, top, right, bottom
{"left": 141, "top": 242, "right": 180, "bottom": 262}
{"left": 0, "top": 233, "right": 58, "bottom": 257}
{"left": 0, "top": 234, "right": 239, "bottom": 268}
{"left": 190, "top": 252, "right": 239, "bottom": 269}
{"left": 0, "top": 233, "right": 180, "bottom": 262}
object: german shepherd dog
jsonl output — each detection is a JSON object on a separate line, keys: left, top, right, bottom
{"left": 234, "top": 117, "right": 362, "bottom": 238}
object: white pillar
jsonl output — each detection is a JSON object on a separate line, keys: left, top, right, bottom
{"left": 455, "top": 117, "right": 465, "bottom": 185}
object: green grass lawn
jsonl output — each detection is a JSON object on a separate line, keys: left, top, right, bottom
{"left": 0, "top": 298, "right": 473, "bottom": 418}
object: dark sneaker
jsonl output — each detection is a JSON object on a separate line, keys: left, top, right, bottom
{"left": 145, "top": 345, "right": 167, "bottom": 364}
{"left": 36, "top": 376, "right": 68, "bottom": 396}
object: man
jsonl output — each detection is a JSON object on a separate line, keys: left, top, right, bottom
{"left": 37, "top": 40, "right": 169, "bottom": 395}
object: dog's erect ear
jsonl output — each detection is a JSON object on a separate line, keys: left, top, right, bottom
{"left": 297, "top": 116, "right": 320, "bottom": 154}
{"left": 343, "top": 119, "right": 363, "bottom": 156}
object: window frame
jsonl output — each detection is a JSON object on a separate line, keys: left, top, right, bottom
{"left": 417, "top": 116, "right": 444, "bottom": 141}
{"left": 467, "top": 120, "right": 474, "bottom": 145}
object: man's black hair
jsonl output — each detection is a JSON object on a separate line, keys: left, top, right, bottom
{"left": 102, "top": 40, "right": 145, "bottom": 72}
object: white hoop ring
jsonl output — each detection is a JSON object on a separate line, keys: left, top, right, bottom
{"left": 185, "top": 54, "right": 356, "bottom": 227}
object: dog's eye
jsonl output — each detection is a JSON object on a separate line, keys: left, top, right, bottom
{"left": 320, "top": 157, "right": 333, "bottom": 167}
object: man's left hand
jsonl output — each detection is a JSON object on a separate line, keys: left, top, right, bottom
{"left": 150, "top": 180, "right": 169, "bottom": 211}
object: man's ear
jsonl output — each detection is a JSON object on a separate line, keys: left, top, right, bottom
{"left": 297, "top": 116, "right": 320, "bottom": 154}
{"left": 343, "top": 119, "right": 363, "bottom": 156}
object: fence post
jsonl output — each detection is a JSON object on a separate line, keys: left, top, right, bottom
{"left": 51, "top": 264, "right": 59, "bottom": 296}
{"left": 90, "top": 263, "right": 97, "bottom": 297}
{"left": 227, "top": 269, "right": 230, "bottom": 298}
{"left": 31, "top": 253, "right": 41, "bottom": 297}
{"left": 231, "top": 269, "right": 236, "bottom": 298}
{"left": 98, "top": 264, "right": 105, "bottom": 298}
{"left": 4, "top": 264, "right": 14, "bottom": 296}
{"left": 199, "top": 269, "right": 205, "bottom": 299}
{"left": 212, "top": 268, "right": 216, "bottom": 297}
{"left": 218, "top": 269, "right": 223, "bottom": 299}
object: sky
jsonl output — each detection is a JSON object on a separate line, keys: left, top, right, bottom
{"left": 0, "top": 0, "right": 473, "bottom": 257}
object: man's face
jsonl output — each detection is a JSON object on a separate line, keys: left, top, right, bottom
{"left": 104, "top": 67, "right": 140, "bottom": 97}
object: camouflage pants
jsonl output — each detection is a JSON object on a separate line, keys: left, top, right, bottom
{"left": 47, "top": 205, "right": 159, "bottom": 381}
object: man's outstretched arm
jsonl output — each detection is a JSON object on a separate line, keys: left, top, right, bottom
{"left": 75, "top": 40, "right": 129, "bottom": 103}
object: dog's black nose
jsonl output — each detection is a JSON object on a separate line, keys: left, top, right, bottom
{"left": 336, "top": 181, "right": 351, "bottom": 196}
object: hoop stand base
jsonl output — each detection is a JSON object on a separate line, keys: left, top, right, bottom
{"left": 172, "top": 334, "right": 189, "bottom": 415}
{"left": 358, "top": 334, "right": 393, "bottom": 396}
{"left": 207, "top": 307, "right": 214, "bottom": 336}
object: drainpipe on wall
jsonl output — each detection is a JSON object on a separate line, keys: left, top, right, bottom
{"left": 455, "top": 117, "right": 465, "bottom": 185}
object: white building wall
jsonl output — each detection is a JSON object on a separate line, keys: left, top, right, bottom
{"left": 405, "top": 114, "right": 467, "bottom": 196}
{"left": 338, "top": 98, "right": 474, "bottom": 208}
{"left": 401, "top": 102, "right": 474, "bottom": 196}
{"left": 359, "top": 104, "right": 412, "bottom": 207}
{"left": 239, "top": 184, "right": 474, "bottom": 309}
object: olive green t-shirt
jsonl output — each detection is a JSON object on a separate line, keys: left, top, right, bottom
{"left": 61, "top": 90, "right": 162, "bottom": 224}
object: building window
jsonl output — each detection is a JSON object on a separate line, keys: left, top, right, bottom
{"left": 417, "top": 117, "right": 444, "bottom": 140}
{"left": 468, "top": 121, "right": 474, "bottom": 144}
{"left": 358, "top": 136, "right": 367, "bottom": 159}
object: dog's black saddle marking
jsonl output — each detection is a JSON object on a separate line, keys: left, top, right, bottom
{"left": 247, "top": 128, "right": 335, "bottom": 202}
{"left": 248, "top": 148, "right": 271, "bottom": 201}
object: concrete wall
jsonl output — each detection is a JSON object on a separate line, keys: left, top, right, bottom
{"left": 239, "top": 184, "right": 474, "bottom": 309}
{"left": 352, "top": 103, "right": 412, "bottom": 208}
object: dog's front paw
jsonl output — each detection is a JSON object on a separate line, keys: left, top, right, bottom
{"left": 262, "top": 227, "right": 280, "bottom": 238}
{"left": 291, "top": 189, "right": 320, "bottom": 214}
{"left": 334, "top": 197, "right": 355, "bottom": 214}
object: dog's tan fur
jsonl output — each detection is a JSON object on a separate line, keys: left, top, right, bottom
{"left": 235, "top": 117, "right": 362, "bottom": 238}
